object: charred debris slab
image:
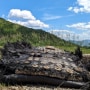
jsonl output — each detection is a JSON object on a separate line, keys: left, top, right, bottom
{"left": 0, "top": 41, "right": 90, "bottom": 89}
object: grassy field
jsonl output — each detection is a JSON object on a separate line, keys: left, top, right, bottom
{"left": 57, "top": 46, "right": 90, "bottom": 54}
{"left": 81, "top": 47, "right": 90, "bottom": 54}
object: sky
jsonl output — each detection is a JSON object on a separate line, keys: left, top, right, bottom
{"left": 0, "top": 0, "right": 90, "bottom": 40}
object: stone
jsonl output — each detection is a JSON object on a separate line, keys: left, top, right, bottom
{"left": 0, "top": 41, "right": 90, "bottom": 88}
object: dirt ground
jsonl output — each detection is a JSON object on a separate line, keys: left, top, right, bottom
{"left": 0, "top": 84, "right": 81, "bottom": 90}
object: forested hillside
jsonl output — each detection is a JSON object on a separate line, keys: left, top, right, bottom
{"left": 0, "top": 18, "right": 76, "bottom": 47}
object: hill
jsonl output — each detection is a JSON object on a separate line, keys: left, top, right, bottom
{"left": 3, "top": 17, "right": 90, "bottom": 53}
{"left": 1, "top": 18, "right": 90, "bottom": 53}
{"left": 0, "top": 18, "right": 76, "bottom": 46}
{"left": 0, "top": 18, "right": 90, "bottom": 51}
{"left": 70, "top": 40, "right": 90, "bottom": 47}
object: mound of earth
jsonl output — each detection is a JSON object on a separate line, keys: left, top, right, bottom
{"left": 0, "top": 41, "right": 90, "bottom": 89}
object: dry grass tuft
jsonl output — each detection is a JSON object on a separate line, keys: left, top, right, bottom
{"left": 0, "top": 84, "right": 81, "bottom": 90}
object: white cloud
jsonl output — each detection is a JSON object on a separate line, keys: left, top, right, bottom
{"left": 8, "top": 19, "right": 49, "bottom": 29}
{"left": 68, "top": 0, "right": 90, "bottom": 13}
{"left": 42, "top": 13, "right": 62, "bottom": 21}
{"left": 49, "top": 29, "right": 90, "bottom": 41}
{"left": 50, "top": 30, "right": 74, "bottom": 34}
{"left": 8, "top": 9, "right": 49, "bottom": 29}
{"left": 68, "top": 7, "right": 73, "bottom": 11}
{"left": 8, "top": 9, "right": 35, "bottom": 20}
{"left": 49, "top": 29, "right": 77, "bottom": 40}
{"left": 66, "top": 22, "right": 90, "bottom": 30}
{"left": 77, "top": 31, "right": 90, "bottom": 40}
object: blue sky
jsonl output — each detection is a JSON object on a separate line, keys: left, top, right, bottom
{"left": 0, "top": 0, "right": 90, "bottom": 40}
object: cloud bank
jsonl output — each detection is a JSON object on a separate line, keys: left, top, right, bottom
{"left": 66, "top": 22, "right": 90, "bottom": 30}
{"left": 68, "top": 0, "right": 90, "bottom": 13}
{"left": 49, "top": 29, "right": 90, "bottom": 41}
{"left": 49, "top": 30, "right": 78, "bottom": 40}
{"left": 8, "top": 9, "right": 49, "bottom": 29}
{"left": 42, "top": 13, "right": 61, "bottom": 21}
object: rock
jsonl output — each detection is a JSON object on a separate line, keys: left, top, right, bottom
{"left": 0, "top": 41, "right": 89, "bottom": 88}
{"left": 45, "top": 46, "right": 56, "bottom": 50}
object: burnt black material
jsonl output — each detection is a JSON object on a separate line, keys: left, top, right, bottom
{"left": 0, "top": 41, "right": 89, "bottom": 89}
{"left": 75, "top": 46, "right": 82, "bottom": 59}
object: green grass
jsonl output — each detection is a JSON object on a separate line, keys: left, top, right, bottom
{"left": 81, "top": 48, "right": 90, "bottom": 54}
{"left": 0, "top": 18, "right": 76, "bottom": 46}
{"left": 59, "top": 46, "right": 90, "bottom": 54}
